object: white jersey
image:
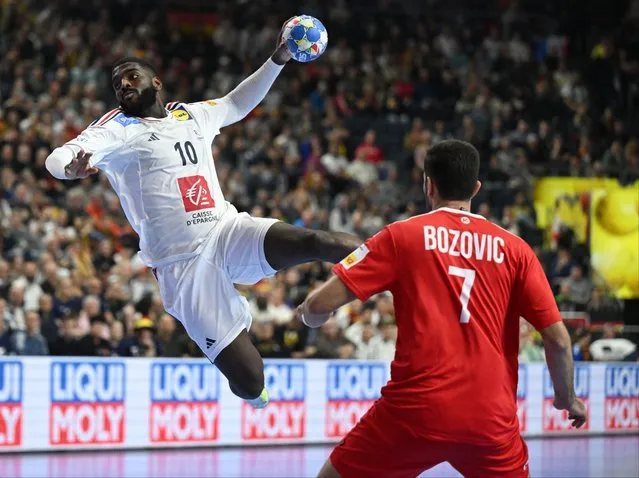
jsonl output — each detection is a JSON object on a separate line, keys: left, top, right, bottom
{"left": 46, "top": 57, "right": 284, "bottom": 268}
{"left": 68, "top": 100, "right": 234, "bottom": 267}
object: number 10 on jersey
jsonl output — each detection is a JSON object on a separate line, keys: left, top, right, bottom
{"left": 174, "top": 141, "right": 198, "bottom": 166}
{"left": 448, "top": 266, "right": 476, "bottom": 323}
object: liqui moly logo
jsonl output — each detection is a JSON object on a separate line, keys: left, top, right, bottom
{"left": 605, "top": 365, "right": 639, "bottom": 430}
{"left": 149, "top": 362, "right": 220, "bottom": 443}
{"left": 517, "top": 365, "right": 527, "bottom": 432}
{"left": 242, "top": 363, "right": 306, "bottom": 440}
{"left": 49, "top": 362, "right": 125, "bottom": 445}
{"left": 542, "top": 365, "right": 589, "bottom": 432}
{"left": 0, "top": 361, "right": 23, "bottom": 447}
{"left": 325, "top": 363, "right": 386, "bottom": 438}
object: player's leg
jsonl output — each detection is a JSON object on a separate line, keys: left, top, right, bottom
{"left": 213, "top": 329, "right": 265, "bottom": 401}
{"left": 263, "top": 222, "right": 363, "bottom": 270}
{"left": 154, "top": 248, "right": 268, "bottom": 406}
{"left": 448, "top": 434, "right": 530, "bottom": 478}
{"left": 323, "top": 400, "right": 444, "bottom": 478}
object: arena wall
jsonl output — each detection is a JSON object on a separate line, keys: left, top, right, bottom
{"left": 0, "top": 358, "right": 637, "bottom": 452}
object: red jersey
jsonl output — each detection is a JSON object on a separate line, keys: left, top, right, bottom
{"left": 333, "top": 207, "right": 561, "bottom": 445}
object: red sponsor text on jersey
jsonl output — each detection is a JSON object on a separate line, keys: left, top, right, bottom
{"left": 177, "top": 175, "right": 215, "bottom": 213}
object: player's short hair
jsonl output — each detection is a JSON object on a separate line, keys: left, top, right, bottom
{"left": 424, "top": 139, "right": 480, "bottom": 201}
{"left": 111, "top": 57, "right": 158, "bottom": 76}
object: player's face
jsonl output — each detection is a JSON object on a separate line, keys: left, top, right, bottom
{"left": 112, "top": 63, "right": 160, "bottom": 115}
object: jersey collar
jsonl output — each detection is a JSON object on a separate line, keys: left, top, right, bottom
{"left": 435, "top": 207, "right": 486, "bottom": 220}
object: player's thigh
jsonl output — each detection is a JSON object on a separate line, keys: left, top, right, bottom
{"left": 160, "top": 254, "right": 253, "bottom": 362}
{"left": 220, "top": 213, "right": 279, "bottom": 285}
{"left": 330, "top": 401, "right": 445, "bottom": 478}
{"left": 448, "top": 434, "right": 530, "bottom": 478}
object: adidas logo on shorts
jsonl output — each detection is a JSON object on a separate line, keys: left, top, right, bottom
{"left": 205, "top": 338, "right": 216, "bottom": 349}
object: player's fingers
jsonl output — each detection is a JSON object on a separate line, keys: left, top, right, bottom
{"left": 87, "top": 167, "right": 99, "bottom": 175}
{"left": 80, "top": 151, "right": 93, "bottom": 163}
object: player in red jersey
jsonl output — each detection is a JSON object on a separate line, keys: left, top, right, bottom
{"left": 295, "top": 139, "right": 587, "bottom": 478}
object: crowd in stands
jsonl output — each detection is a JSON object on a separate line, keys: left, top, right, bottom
{"left": 0, "top": 0, "right": 637, "bottom": 361}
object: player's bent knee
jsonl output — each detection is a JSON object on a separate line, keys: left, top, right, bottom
{"left": 241, "top": 364, "right": 265, "bottom": 398}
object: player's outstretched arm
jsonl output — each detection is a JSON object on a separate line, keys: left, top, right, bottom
{"left": 46, "top": 118, "right": 122, "bottom": 180}
{"left": 217, "top": 19, "right": 292, "bottom": 128}
{"left": 295, "top": 276, "right": 356, "bottom": 328}
{"left": 539, "top": 321, "right": 587, "bottom": 428}
{"left": 46, "top": 148, "right": 98, "bottom": 180}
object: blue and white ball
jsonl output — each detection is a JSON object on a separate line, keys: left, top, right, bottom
{"left": 282, "top": 15, "right": 328, "bottom": 63}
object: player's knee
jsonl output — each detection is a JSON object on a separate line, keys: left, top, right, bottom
{"left": 232, "top": 364, "right": 264, "bottom": 399}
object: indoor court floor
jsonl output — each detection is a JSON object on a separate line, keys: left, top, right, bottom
{"left": 2, "top": 436, "right": 637, "bottom": 477}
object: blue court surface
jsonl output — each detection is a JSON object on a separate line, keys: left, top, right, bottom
{"left": 2, "top": 436, "right": 637, "bottom": 477}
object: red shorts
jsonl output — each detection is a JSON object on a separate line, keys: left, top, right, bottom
{"left": 330, "top": 400, "right": 529, "bottom": 478}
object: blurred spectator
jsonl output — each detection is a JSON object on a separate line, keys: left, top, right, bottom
{"left": 156, "top": 313, "right": 182, "bottom": 358}
{"left": 345, "top": 301, "right": 375, "bottom": 344}
{"left": 275, "top": 318, "right": 315, "bottom": 358}
{"left": 117, "top": 317, "right": 160, "bottom": 357}
{"left": 38, "top": 293, "right": 58, "bottom": 346}
{"left": 17, "top": 310, "right": 49, "bottom": 356}
{"left": 518, "top": 319, "right": 544, "bottom": 363}
{"left": 252, "top": 321, "right": 286, "bottom": 358}
{"left": 110, "top": 320, "right": 125, "bottom": 353}
{"left": 563, "top": 265, "right": 592, "bottom": 311}
{"left": 571, "top": 328, "right": 592, "bottom": 362}
{"left": 314, "top": 319, "right": 355, "bottom": 359}
{"left": 267, "top": 286, "right": 293, "bottom": 325}
{"left": 49, "top": 314, "right": 81, "bottom": 356}
{"left": 77, "top": 316, "right": 111, "bottom": 357}
{"left": 354, "top": 130, "right": 383, "bottom": 164}
{"left": 555, "top": 282, "right": 576, "bottom": 312}
{"left": 0, "top": 305, "right": 19, "bottom": 355}
{"left": 369, "top": 316, "right": 397, "bottom": 361}
{"left": 354, "top": 323, "right": 382, "bottom": 360}
{"left": 587, "top": 288, "right": 621, "bottom": 325}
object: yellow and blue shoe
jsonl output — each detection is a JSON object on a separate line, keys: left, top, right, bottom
{"left": 245, "top": 388, "right": 269, "bottom": 409}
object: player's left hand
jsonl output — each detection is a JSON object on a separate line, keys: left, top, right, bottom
{"left": 271, "top": 17, "right": 294, "bottom": 65}
{"left": 294, "top": 302, "right": 330, "bottom": 328}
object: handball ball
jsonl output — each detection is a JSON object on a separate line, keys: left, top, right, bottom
{"left": 282, "top": 15, "right": 328, "bottom": 63}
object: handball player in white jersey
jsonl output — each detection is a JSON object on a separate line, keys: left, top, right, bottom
{"left": 46, "top": 22, "right": 361, "bottom": 409}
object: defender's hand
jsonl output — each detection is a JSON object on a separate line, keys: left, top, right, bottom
{"left": 553, "top": 397, "right": 587, "bottom": 428}
{"left": 271, "top": 17, "right": 295, "bottom": 65}
{"left": 64, "top": 150, "right": 99, "bottom": 179}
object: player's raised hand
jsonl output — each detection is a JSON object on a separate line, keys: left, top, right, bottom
{"left": 64, "top": 150, "right": 99, "bottom": 180}
{"left": 271, "top": 17, "right": 295, "bottom": 65}
{"left": 553, "top": 397, "right": 587, "bottom": 428}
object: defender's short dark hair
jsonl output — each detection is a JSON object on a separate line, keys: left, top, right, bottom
{"left": 424, "top": 139, "right": 480, "bottom": 201}
{"left": 112, "top": 57, "right": 158, "bottom": 76}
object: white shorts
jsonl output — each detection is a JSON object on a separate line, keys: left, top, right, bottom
{"left": 154, "top": 212, "right": 279, "bottom": 361}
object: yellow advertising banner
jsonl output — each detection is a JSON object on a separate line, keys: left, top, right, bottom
{"left": 590, "top": 187, "right": 639, "bottom": 299}
{"left": 533, "top": 178, "right": 638, "bottom": 298}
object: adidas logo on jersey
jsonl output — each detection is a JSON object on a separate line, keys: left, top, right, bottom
{"left": 205, "top": 338, "right": 216, "bottom": 349}
{"left": 148, "top": 133, "right": 160, "bottom": 142}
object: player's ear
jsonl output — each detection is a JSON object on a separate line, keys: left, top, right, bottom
{"left": 424, "top": 176, "right": 434, "bottom": 198}
{"left": 152, "top": 77, "right": 162, "bottom": 92}
{"left": 471, "top": 180, "right": 482, "bottom": 199}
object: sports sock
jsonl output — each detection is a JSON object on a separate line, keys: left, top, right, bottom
{"left": 245, "top": 387, "right": 269, "bottom": 409}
